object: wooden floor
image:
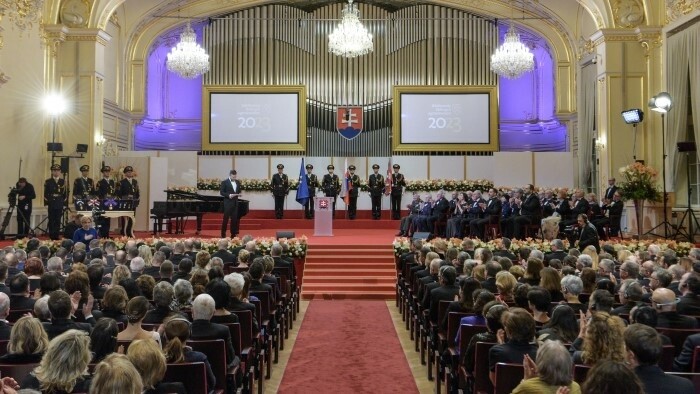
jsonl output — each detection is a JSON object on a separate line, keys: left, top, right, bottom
{"left": 266, "top": 300, "right": 430, "bottom": 393}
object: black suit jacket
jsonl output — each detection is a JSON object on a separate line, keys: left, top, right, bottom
{"left": 493, "top": 249, "right": 517, "bottom": 262}
{"left": 571, "top": 198, "right": 590, "bottom": 216}
{"left": 635, "top": 365, "right": 694, "bottom": 394}
{"left": 220, "top": 178, "right": 243, "bottom": 211}
{"left": 429, "top": 284, "right": 459, "bottom": 323}
{"left": 9, "top": 294, "right": 35, "bottom": 311}
{"left": 578, "top": 223, "right": 600, "bottom": 252}
{"left": 677, "top": 294, "right": 700, "bottom": 315}
{"left": 0, "top": 321, "right": 11, "bottom": 340}
{"left": 190, "top": 319, "right": 238, "bottom": 367}
{"left": 604, "top": 185, "right": 618, "bottom": 201}
{"left": 212, "top": 249, "right": 236, "bottom": 264}
{"left": 520, "top": 194, "right": 541, "bottom": 217}
{"left": 483, "top": 198, "right": 502, "bottom": 217}
{"left": 674, "top": 332, "right": 700, "bottom": 371}
{"left": 544, "top": 250, "right": 568, "bottom": 265}
{"left": 43, "top": 318, "right": 92, "bottom": 339}
{"left": 422, "top": 281, "right": 441, "bottom": 310}
{"left": 481, "top": 277, "right": 498, "bottom": 293}
{"left": 250, "top": 280, "right": 275, "bottom": 304}
{"left": 657, "top": 311, "right": 698, "bottom": 329}
{"left": 97, "top": 177, "right": 116, "bottom": 198}
{"left": 228, "top": 298, "right": 260, "bottom": 334}
{"left": 273, "top": 256, "right": 295, "bottom": 278}
{"left": 15, "top": 182, "right": 36, "bottom": 211}
{"left": 431, "top": 197, "right": 450, "bottom": 218}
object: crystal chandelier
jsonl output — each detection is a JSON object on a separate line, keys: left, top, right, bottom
{"left": 166, "top": 22, "right": 210, "bottom": 79}
{"left": 0, "top": 0, "right": 45, "bottom": 32}
{"left": 490, "top": 23, "right": 535, "bottom": 79}
{"left": 328, "top": 0, "right": 373, "bottom": 58}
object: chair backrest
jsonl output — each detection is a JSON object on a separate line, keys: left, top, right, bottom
{"left": 188, "top": 339, "right": 227, "bottom": 391}
{"left": 0, "top": 340, "right": 8, "bottom": 356}
{"left": 230, "top": 310, "right": 254, "bottom": 349}
{"left": 660, "top": 344, "right": 676, "bottom": 371}
{"left": 437, "top": 301, "right": 451, "bottom": 330}
{"left": 495, "top": 363, "right": 525, "bottom": 394}
{"left": 446, "top": 312, "right": 471, "bottom": 347}
{"left": 666, "top": 372, "right": 700, "bottom": 392}
{"left": 164, "top": 362, "right": 207, "bottom": 394}
{"left": 7, "top": 309, "right": 32, "bottom": 323}
{"left": 116, "top": 340, "right": 132, "bottom": 353}
{"left": 473, "top": 342, "right": 496, "bottom": 394}
{"left": 141, "top": 323, "right": 160, "bottom": 332}
{"left": 250, "top": 291, "right": 272, "bottom": 318}
{"left": 692, "top": 346, "right": 700, "bottom": 373}
{"left": 573, "top": 364, "right": 591, "bottom": 384}
{"left": 249, "top": 299, "right": 263, "bottom": 328}
{"left": 458, "top": 323, "right": 488, "bottom": 352}
{"left": 0, "top": 363, "right": 38, "bottom": 382}
{"left": 657, "top": 328, "right": 700, "bottom": 356}
{"left": 221, "top": 322, "right": 243, "bottom": 357}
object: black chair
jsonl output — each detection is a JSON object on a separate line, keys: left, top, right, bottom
{"left": 573, "top": 364, "right": 591, "bottom": 384}
{"left": 472, "top": 342, "right": 496, "bottom": 394}
{"left": 495, "top": 363, "right": 524, "bottom": 394}
{"left": 164, "top": 362, "right": 207, "bottom": 394}
{"left": 189, "top": 339, "right": 228, "bottom": 394}
{"left": 0, "top": 363, "right": 38, "bottom": 382}
{"left": 657, "top": 328, "right": 700, "bottom": 356}
{"left": 7, "top": 309, "right": 32, "bottom": 323}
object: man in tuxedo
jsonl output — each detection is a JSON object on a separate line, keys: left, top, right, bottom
{"left": 594, "top": 191, "right": 624, "bottom": 237}
{"left": 427, "top": 190, "right": 450, "bottom": 234}
{"left": 347, "top": 165, "right": 361, "bottom": 219}
{"left": 397, "top": 192, "right": 421, "bottom": 236}
{"left": 368, "top": 164, "right": 384, "bottom": 220}
{"left": 14, "top": 177, "right": 35, "bottom": 238}
{"left": 118, "top": 166, "right": 139, "bottom": 236}
{"left": 322, "top": 165, "right": 341, "bottom": 218}
{"left": 304, "top": 164, "right": 319, "bottom": 219}
{"left": 677, "top": 272, "right": 700, "bottom": 315}
{"left": 220, "top": 170, "right": 243, "bottom": 238}
{"left": 44, "top": 164, "right": 67, "bottom": 240}
{"left": 541, "top": 189, "right": 555, "bottom": 217}
{"left": 470, "top": 188, "right": 502, "bottom": 239}
{"left": 509, "top": 184, "right": 541, "bottom": 240}
{"left": 653, "top": 287, "right": 698, "bottom": 329}
{"left": 576, "top": 214, "right": 600, "bottom": 252}
{"left": 190, "top": 293, "right": 239, "bottom": 368}
{"left": 390, "top": 164, "right": 406, "bottom": 220}
{"left": 460, "top": 190, "right": 485, "bottom": 238}
{"left": 604, "top": 177, "right": 618, "bottom": 202}
{"left": 270, "top": 164, "right": 289, "bottom": 219}
{"left": 561, "top": 189, "right": 590, "bottom": 231}
{"left": 412, "top": 194, "right": 433, "bottom": 234}
{"left": 544, "top": 239, "right": 568, "bottom": 265}
{"left": 72, "top": 164, "right": 94, "bottom": 206}
{"left": 96, "top": 166, "right": 115, "bottom": 238}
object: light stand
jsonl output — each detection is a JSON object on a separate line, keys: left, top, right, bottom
{"left": 644, "top": 93, "right": 674, "bottom": 239}
{"left": 622, "top": 109, "right": 644, "bottom": 161}
{"left": 674, "top": 142, "right": 700, "bottom": 242}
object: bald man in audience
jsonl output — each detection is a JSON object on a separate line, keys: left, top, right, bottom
{"left": 0, "top": 293, "right": 11, "bottom": 339}
{"left": 652, "top": 288, "right": 698, "bottom": 329}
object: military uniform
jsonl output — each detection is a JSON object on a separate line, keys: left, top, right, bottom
{"left": 44, "top": 164, "right": 67, "bottom": 240}
{"left": 271, "top": 164, "right": 289, "bottom": 219}
{"left": 368, "top": 164, "right": 385, "bottom": 220}
{"left": 390, "top": 164, "right": 406, "bottom": 220}
{"left": 73, "top": 164, "right": 95, "bottom": 208}
{"left": 347, "top": 165, "right": 361, "bottom": 220}
{"left": 117, "top": 166, "right": 139, "bottom": 236}
{"left": 322, "top": 165, "right": 341, "bottom": 217}
{"left": 14, "top": 178, "right": 35, "bottom": 238}
{"left": 304, "top": 164, "right": 319, "bottom": 219}
{"left": 96, "top": 166, "right": 116, "bottom": 238}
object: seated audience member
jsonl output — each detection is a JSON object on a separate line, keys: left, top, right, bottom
{"left": 673, "top": 332, "right": 700, "bottom": 372}
{"left": 495, "top": 271, "right": 517, "bottom": 304}
{"left": 136, "top": 275, "right": 156, "bottom": 300}
{"left": 629, "top": 305, "right": 672, "bottom": 345}
{"left": 652, "top": 287, "right": 698, "bottom": 329}
{"left": 595, "top": 279, "right": 616, "bottom": 296}
{"left": 544, "top": 239, "right": 568, "bottom": 266}
{"left": 86, "top": 263, "right": 105, "bottom": 301}
{"left": 512, "top": 340, "right": 580, "bottom": 394}
{"left": 0, "top": 262, "right": 10, "bottom": 296}
{"left": 512, "top": 283, "right": 531, "bottom": 309}
{"left": 195, "top": 251, "right": 211, "bottom": 271}
{"left": 492, "top": 237, "right": 517, "bottom": 261}
{"left": 129, "top": 257, "right": 145, "bottom": 280}
{"left": 527, "top": 287, "right": 552, "bottom": 326}
{"left": 677, "top": 272, "right": 700, "bottom": 315}
{"left": 0, "top": 293, "right": 10, "bottom": 340}
{"left": 9, "top": 273, "right": 35, "bottom": 311}
{"left": 128, "top": 339, "right": 186, "bottom": 394}
{"left": 537, "top": 304, "right": 578, "bottom": 344}
{"left": 588, "top": 289, "right": 614, "bottom": 314}
{"left": 442, "top": 278, "right": 481, "bottom": 330}
{"left": 611, "top": 280, "right": 643, "bottom": 316}
{"left": 581, "top": 360, "right": 644, "bottom": 394}
{"left": 119, "top": 278, "right": 143, "bottom": 299}
{"left": 462, "top": 302, "right": 507, "bottom": 373}
{"left": 625, "top": 323, "right": 694, "bottom": 393}
{"left": 520, "top": 258, "right": 543, "bottom": 286}
{"left": 428, "top": 266, "right": 459, "bottom": 323}
{"left": 159, "top": 261, "right": 174, "bottom": 284}
{"left": 173, "top": 258, "right": 193, "bottom": 282}
{"left": 488, "top": 308, "right": 538, "bottom": 385}
{"left": 90, "top": 318, "right": 119, "bottom": 363}
{"left": 162, "top": 317, "right": 216, "bottom": 391}
{"left": 560, "top": 275, "right": 587, "bottom": 314}
{"left": 190, "top": 269, "right": 210, "bottom": 298}
{"left": 33, "top": 295, "right": 51, "bottom": 322}
{"left": 173, "top": 278, "right": 194, "bottom": 311}
{"left": 190, "top": 293, "right": 239, "bottom": 368}
{"left": 667, "top": 264, "right": 685, "bottom": 295}
{"left": 224, "top": 272, "right": 259, "bottom": 334}
{"left": 0, "top": 316, "right": 48, "bottom": 364}
{"left": 118, "top": 296, "right": 162, "bottom": 346}
{"left": 100, "top": 285, "right": 129, "bottom": 325}
{"left": 143, "top": 251, "right": 165, "bottom": 279}
{"left": 22, "top": 329, "right": 92, "bottom": 393}
{"left": 579, "top": 268, "right": 597, "bottom": 294}
{"left": 143, "top": 281, "right": 182, "bottom": 324}
{"left": 261, "top": 256, "right": 282, "bottom": 301}
{"left": 539, "top": 267, "right": 564, "bottom": 302}
{"left": 43, "top": 290, "right": 93, "bottom": 339}
{"left": 212, "top": 239, "right": 236, "bottom": 265}
{"left": 571, "top": 312, "right": 626, "bottom": 365}
{"left": 90, "top": 353, "right": 143, "bottom": 394}
{"left": 205, "top": 279, "right": 238, "bottom": 325}
{"left": 110, "top": 264, "right": 132, "bottom": 288}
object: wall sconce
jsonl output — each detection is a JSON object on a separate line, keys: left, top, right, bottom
{"left": 96, "top": 136, "right": 106, "bottom": 146}
{"left": 595, "top": 138, "right": 606, "bottom": 151}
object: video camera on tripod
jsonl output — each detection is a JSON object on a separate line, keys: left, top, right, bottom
{"left": 7, "top": 187, "right": 18, "bottom": 208}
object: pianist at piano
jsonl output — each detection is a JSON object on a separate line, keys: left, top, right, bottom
{"left": 220, "top": 170, "right": 244, "bottom": 238}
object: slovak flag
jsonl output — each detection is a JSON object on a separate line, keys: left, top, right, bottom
{"left": 384, "top": 157, "right": 392, "bottom": 196}
{"left": 339, "top": 158, "right": 351, "bottom": 206}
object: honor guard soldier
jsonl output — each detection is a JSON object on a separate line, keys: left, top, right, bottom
{"left": 347, "top": 165, "right": 361, "bottom": 220}
{"left": 390, "top": 164, "right": 406, "bottom": 220}
{"left": 304, "top": 164, "right": 319, "bottom": 219}
{"left": 44, "top": 164, "right": 67, "bottom": 240}
{"left": 271, "top": 164, "right": 289, "bottom": 219}
{"left": 73, "top": 165, "right": 95, "bottom": 206}
{"left": 14, "top": 177, "right": 36, "bottom": 238}
{"left": 118, "top": 166, "right": 139, "bottom": 236}
{"left": 322, "top": 164, "right": 341, "bottom": 218}
{"left": 97, "top": 165, "right": 116, "bottom": 238}
{"left": 368, "top": 164, "right": 384, "bottom": 220}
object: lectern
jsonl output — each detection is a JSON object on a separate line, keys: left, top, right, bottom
{"left": 314, "top": 196, "right": 334, "bottom": 236}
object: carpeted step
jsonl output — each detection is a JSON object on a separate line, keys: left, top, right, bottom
{"left": 305, "top": 258, "right": 395, "bottom": 266}
{"left": 303, "top": 282, "right": 396, "bottom": 291}
{"left": 303, "top": 276, "right": 396, "bottom": 284}
{"left": 300, "top": 291, "right": 395, "bottom": 300}
{"left": 303, "top": 268, "right": 397, "bottom": 277}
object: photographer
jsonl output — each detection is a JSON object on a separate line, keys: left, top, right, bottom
{"left": 14, "top": 177, "right": 35, "bottom": 238}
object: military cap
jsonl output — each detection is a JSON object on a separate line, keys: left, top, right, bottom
{"left": 393, "top": 164, "right": 400, "bottom": 169}
{"left": 123, "top": 166, "right": 134, "bottom": 173}
{"left": 80, "top": 165, "right": 89, "bottom": 172}
{"left": 327, "top": 164, "right": 335, "bottom": 170}
{"left": 305, "top": 164, "right": 313, "bottom": 170}
{"left": 50, "top": 164, "right": 61, "bottom": 171}
{"left": 101, "top": 165, "right": 111, "bottom": 173}
{"left": 277, "top": 164, "right": 284, "bottom": 169}
{"left": 372, "top": 164, "right": 380, "bottom": 169}
{"left": 348, "top": 165, "right": 356, "bottom": 171}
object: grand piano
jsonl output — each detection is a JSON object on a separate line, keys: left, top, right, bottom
{"left": 150, "top": 190, "right": 249, "bottom": 235}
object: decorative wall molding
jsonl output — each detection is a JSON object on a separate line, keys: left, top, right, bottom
{"left": 0, "top": 70, "right": 9, "bottom": 86}
{"left": 612, "top": 0, "right": 645, "bottom": 28}
{"left": 41, "top": 24, "right": 69, "bottom": 58}
{"left": 666, "top": 0, "right": 700, "bottom": 23}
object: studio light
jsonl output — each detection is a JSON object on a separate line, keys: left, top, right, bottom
{"left": 43, "top": 93, "right": 67, "bottom": 116}
{"left": 649, "top": 92, "right": 672, "bottom": 113}
{"left": 621, "top": 109, "right": 643, "bottom": 124}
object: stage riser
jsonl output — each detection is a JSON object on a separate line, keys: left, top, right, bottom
{"left": 189, "top": 218, "right": 400, "bottom": 230}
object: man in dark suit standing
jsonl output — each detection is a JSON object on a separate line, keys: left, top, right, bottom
{"left": 270, "top": 164, "right": 289, "bottom": 219}
{"left": 368, "top": 164, "right": 384, "bottom": 220}
{"left": 470, "top": 188, "right": 502, "bottom": 239}
{"left": 220, "top": 170, "right": 242, "bottom": 238}
{"left": 44, "top": 164, "right": 67, "bottom": 240}
{"left": 14, "top": 177, "right": 35, "bottom": 238}
{"left": 304, "top": 164, "right": 318, "bottom": 219}
{"left": 322, "top": 165, "right": 341, "bottom": 218}
{"left": 347, "top": 165, "right": 360, "bottom": 220}
{"left": 72, "top": 164, "right": 94, "bottom": 207}
{"left": 390, "top": 164, "right": 406, "bottom": 220}
{"left": 594, "top": 191, "right": 624, "bottom": 237}
{"left": 117, "top": 166, "right": 139, "bottom": 236}
{"left": 96, "top": 166, "right": 115, "bottom": 238}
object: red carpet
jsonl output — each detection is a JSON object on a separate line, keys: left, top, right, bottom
{"left": 279, "top": 300, "right": 418, "bottom": 394}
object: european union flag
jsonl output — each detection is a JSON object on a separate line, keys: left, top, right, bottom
{"left": 296, "top": 158, "right": 310, "bottom": 206}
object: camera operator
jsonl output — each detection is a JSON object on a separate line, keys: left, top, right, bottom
{"left": 14, "top": 177, "right": 35, "bottom": 238}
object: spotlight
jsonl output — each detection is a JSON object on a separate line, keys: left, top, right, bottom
{"left": 43, "top": 93, "right": 67, "bottom": 116}
{"left": 621, "top": 109, "right": 643, "bottom": 124}
{"left": 649, "top": 92, "right": 672, "bottom": 113}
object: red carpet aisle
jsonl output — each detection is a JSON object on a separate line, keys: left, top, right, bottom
{"left": 278, "top": 300, "right": 419, "bottom": 394}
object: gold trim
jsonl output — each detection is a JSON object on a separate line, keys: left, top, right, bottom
{"left": 391, "top": 85, "right": 499, "bottom": 152}
{"left": 201, "top": 85, "right": 307, "bottom": 152}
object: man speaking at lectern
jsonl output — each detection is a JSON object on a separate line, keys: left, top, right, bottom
{"left": 221, "top": 170, "right": 243, "bottom": 238}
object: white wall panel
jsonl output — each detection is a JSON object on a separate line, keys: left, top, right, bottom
{"left": 158, "top": 151, "right": 197, "bottom": 187}
{"left": 493, "top": 152, "right": 533, "bottom": 188}
{"left": 198, "top": 156, "right": 234, "bottom": 180}
{"left": 233, "top": 157, "right": 268, "bottom": 179}
{"left": 534, "top": 153, "right": 574, "bottom": 188}
{"left": 430, "top": 156, "right": 464, "bottom": 179}
{"left": 397, "top": 156, "right": 428, "bottom": 180}
{"left": 466, "top": 156, "right": 495, "bottom": 181}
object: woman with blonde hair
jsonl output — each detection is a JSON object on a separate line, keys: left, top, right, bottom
{"left": 237, "top": 249, "right": 250, "bottom": 268}
{"left": 100, "top": 285, "right": 129, "bottom": 325}
{"left": 539, "top": 267, "right": 564, "bottom": 302}
{"left": 582, "top": 245, "right": 599, "bottom": 270}
{"left": 495, "top": 271, "right": 517, "bottom": 303}
{"left": 22, "top": 329, "right": 92, "bottom": 393}
{"left": 162, "top": 317, "right": 216, "bottom": 391}
{"left": 118, "top": 296, "right": 162, "bottom": 346}
{"left": 617, "top": 249, "right": 634, "bottom": 264}
{"left": 0, "top": 316, "right": 48, "bottom": 364}
{"left": 573, "top": 312, "right": 626, "bottom": 366}
{"left": 509, "top": 265, "right": 526, "bottom": 281}
{"left": 111, "top": 264, "right": 132, "bottom": 288}
{"left": 127, "top": 339, "right": 185, "bottom": 394}
{"left": 195, "top": 251, "right": 211, "bottom": 271}
{"left": 138, "top": 244, "right": 154, "bottom": 268}
{"left": 472, "top": 264, "right": 486, "bottom": 282}
{"left": 89, "top": 353, "right": 143, "bottom": 394}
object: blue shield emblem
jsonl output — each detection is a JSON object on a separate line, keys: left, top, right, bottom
{"left": 336, "top": 106, "right": 363, "bottom": 140}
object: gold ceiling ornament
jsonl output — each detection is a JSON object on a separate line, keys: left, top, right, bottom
{"left": 0, "top": 0, "right": 45, "bottom": 34}
{"left": 666, "top": 0, "right": 700, "bottom": 22}
{"left": 613, "top": 0, "right": 645, "bottom": 28}
{"left": 0, "top": 70, "right": 9, "bottom": 87}
{"left": 60, "top": 0, "right": 91, "bottom": 28}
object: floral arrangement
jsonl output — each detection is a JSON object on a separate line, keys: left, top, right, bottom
{"left": 15, "top": 236, "right": 308, "bottom": 258}
{"left": 617, "top": 162, "right": 662, "bottom": 202}
{"left": 196, "top": 178, "right": 301, "bottom": 192}
{"left": 405, "top": 179, "right": 494, "bottom": 192}
{"left": 392, "top": 236, "right": 692, "bottom": 258}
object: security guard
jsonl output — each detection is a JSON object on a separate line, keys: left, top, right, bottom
{"left": 347, "top": 165, "right": 361, "bottom": 220}
{"left": 391, "top": 163, "right": 406, "bottom": 220}
{"left": 322, "top": 164, "right": 341, "bottom": 218}
{"left": 73, "top": 165, "right": 95, "bottom": 206}
{"left": 368, "top": 164, "right": 384, "bottom": 220}
{"left": 270, "top": 164, "right": 289, "bottom": 219}
{"left": 97, "top": 165, "right": 115, "bottom": 238}
{"left": 304, "top": 164, "right": 319, "bottom": 219}
{"left": 118, "top": 166, "right": 139, "bottom": 236}
{"left": 44, "top": 164, "right": 67, "bottom": 240}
